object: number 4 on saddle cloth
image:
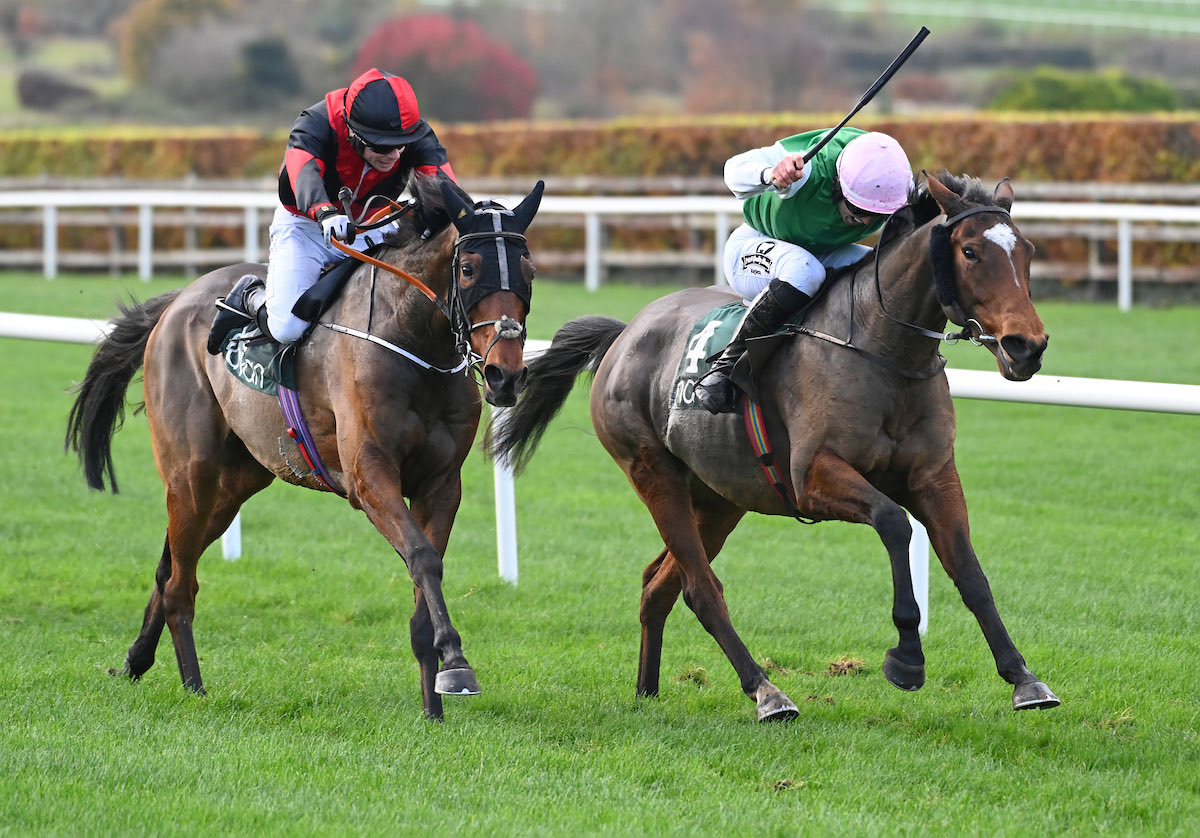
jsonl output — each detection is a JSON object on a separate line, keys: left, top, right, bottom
{"left": 669, "top": 298, "right": 812, "bottom": 414}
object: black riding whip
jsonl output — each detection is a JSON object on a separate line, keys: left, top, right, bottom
{"left": 802, "top": 25, "right": 931, "bottom": 164}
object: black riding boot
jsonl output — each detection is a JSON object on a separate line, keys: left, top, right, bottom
{"left": 694, "top": 278, "right": 812, "bottom": 414}
{"left": 207, "top": 274, "right": 268, "bottom": 355}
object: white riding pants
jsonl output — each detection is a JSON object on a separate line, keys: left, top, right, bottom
{"left": 265, "top": 206, "right": 395, "bottom": 343}
{"left": 723, "top": 223, "right": 871, "bottom": 302}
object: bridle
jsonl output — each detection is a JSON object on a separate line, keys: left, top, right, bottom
{"left": 448, "top": 228, "right": 532, "bottom": 383}
{"left": 329, "top": 196, "right": 531, "bottom": 384}
{"left": 871, "top": 203, "right": 1011, "bottom": 347}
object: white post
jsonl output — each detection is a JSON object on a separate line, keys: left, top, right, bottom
{"left": 584, "top": 211, "right": 601, "bottom": 292}
{"left": 137, "top": 203, "right": 153, "bottom": 281}
{"left": 491, "top": 406, "right": 519, "bottom": 584}
{"left": 714, "top": 211, "right": 729, "bottom": 285}
{"left": 908, "top": 513, "right": 930, "bottom": 635}
{"left": 221, "top": 512, "right": 242, "bottom": 560}
{"left": 1117, "top": 217, "right": 1132, "bottom": 312}
{"left": 42, "top": 204, "right": 58, "bottom": 279}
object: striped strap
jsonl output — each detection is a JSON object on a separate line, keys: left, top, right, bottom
{"left": 741, "top": 394, "right": 816, "bottom": 524}
{"left": 278, "top": 384, "right": 346, "bottom": 497}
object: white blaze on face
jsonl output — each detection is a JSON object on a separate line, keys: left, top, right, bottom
{"left": 984, "top": 223, "right": 1021, "bottom": 287}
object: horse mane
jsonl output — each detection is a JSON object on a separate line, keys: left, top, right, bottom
{"left": 875, "top": 169, "right": 996, "bottom": 252}
{"left": 383, "top": 171, "right": 471, "bottom": 253}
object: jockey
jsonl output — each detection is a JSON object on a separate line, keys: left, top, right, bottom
{"left": 694, "top": 128, "right": 913, "bottom": 413}
{"left": 209, "top": 68, "right": 456, "bottom": 352}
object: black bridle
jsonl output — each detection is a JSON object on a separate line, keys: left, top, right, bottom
{"left": 449, "top": 228, "right": 532, "bottom": 382}
{"left": 871, "top": 203, "right": 1011, "bottom": 346}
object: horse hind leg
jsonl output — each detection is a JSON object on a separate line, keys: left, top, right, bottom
{"left": 637, "top": 496, "right": 745, "bottom": 700}
{"left": 628, "top": 456, "right": 796, "bottom": 722}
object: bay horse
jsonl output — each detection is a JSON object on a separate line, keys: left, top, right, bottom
{"left": 66, "top": 172, "right": 544, "bottom": 720}
{"left": 487, "top": 170, "right": 1059, "bottom": 722}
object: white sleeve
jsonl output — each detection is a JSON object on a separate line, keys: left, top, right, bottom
{"left": 724, "top": 141, "right": 810, "bottom": 200}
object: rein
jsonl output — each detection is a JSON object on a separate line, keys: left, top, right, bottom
{"left": 327, "top": 213, "right": 531, "bottom": 384}
{"left": 871, "top": 204, "right": 1010, "bottom": 346}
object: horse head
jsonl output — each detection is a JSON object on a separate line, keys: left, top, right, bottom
{"left": 439, "top": 180, "right": 544, "bottom": 407}
{"left": 925, "top": 170, "right": 1048, "bottom": 381}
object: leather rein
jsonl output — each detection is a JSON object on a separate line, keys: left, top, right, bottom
{"left": 789, "top": 203, "right": 1009, "bottom": 380}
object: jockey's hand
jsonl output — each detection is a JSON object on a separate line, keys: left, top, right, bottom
{"left": 770, "top": 153, "right": 808, "bottom": 190}
{"left": 321, "top": 213, "right": 354, "bottom": 247}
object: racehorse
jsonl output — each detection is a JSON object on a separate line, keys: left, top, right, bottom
{"left": 487, "top": 170, "right": 1059, "bottom": 722}
{"left": 66, "top": 172, "right": 544, "bottom": 720}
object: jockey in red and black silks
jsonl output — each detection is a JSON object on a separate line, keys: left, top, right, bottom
{"left": 208, "top": 68, "right": 459, "bottom": 349}
{"left": 277, "top": 68, "right": 456, "bottom": 225}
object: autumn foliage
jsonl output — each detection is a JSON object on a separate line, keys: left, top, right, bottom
{"left": 353, "top": 14, "right": 538, "bottom": 122}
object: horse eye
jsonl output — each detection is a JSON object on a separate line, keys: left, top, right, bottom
{"left": 962, "top": 247, "right": 978, "bottom": 262}
{"left": 461, "top": 263, "right": 475, "bottom": 277}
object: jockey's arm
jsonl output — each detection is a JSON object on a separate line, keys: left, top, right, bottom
{"left": 724, "top": 141, "right": 811, "bottom": 200}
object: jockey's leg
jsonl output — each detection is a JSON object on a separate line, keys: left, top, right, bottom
{"left": 207, "top": 273, "right": 270, "bottom": 354}
{"left": 694, "top": 278, "right": 811, "bottom": 414}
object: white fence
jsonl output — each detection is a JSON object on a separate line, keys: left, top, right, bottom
{"left": 4, "top": 311, "right": 1200, "bottom": 634}
{"left": 4, "top": 189, "right": 1200, "bottom": 311}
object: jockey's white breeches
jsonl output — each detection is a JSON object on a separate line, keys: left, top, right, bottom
{"left": 264, "top": 206, "right": 396, "bottom": 344}
{"left": 723, "top": 223, "right": 871, "bottom": 302}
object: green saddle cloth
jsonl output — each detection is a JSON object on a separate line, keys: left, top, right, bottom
{"left": 669, "top": 300, "right": 747, "bottom": 412}
{"left": 220, "top": 324, "right": 296, "bottom": 395}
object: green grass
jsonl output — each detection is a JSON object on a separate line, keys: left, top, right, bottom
{"left": 1, "top": 272, "right": 1198, "bottom": 836}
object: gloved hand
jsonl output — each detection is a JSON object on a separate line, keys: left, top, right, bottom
{"left": 321, "top": 213, "right": 353, "bottom": 247}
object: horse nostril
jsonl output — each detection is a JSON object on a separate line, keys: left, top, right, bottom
{"left": 1000, "top": 334, "right": 1036, "bottom": 362}
{"left": 484, "top": 364, "right": 509, "bottom": 392}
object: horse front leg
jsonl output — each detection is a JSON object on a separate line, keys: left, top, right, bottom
{"left": 910, "top": 462, "right": 1059, "bottom": 710}
{"left": 119, "top": 535, "right": 172, "bottom": 681}
{"left": 347, "top": 452, "right": 476, "bottom": 719}
{"left": 802, "top": 451, "right": 926, "bottom": 691}
{"left": 408, "top": 473, "right": 472, "bottom": 720}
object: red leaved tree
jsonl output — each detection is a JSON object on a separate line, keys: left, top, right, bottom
{"left": 353, "top": 14, "right": 538, "bottom": 122}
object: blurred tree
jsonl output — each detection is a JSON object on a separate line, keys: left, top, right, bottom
{"left": 987, "top": 67, "right": 1180, "bottom": 112}
{"left": 353, "top": 13, "right": 538, "bottom": 122}
{"left": 115, "top": 0, "right": 237, "bottom": 85}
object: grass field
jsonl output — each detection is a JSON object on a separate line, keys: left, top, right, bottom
{"left": 1, "top": 272, "right": 1198, "bottom": 836}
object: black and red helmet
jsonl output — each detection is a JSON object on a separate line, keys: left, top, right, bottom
{"left": 343, "top": 68, "right": 431, "bottom": 147}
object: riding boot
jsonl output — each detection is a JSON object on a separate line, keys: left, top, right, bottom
{"left": 694, "top": 278, "right": 812, "bottom": 414}
{"left": 207, "top": 274, "right": 268, "bottom": 354}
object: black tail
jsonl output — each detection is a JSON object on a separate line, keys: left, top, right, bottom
{"left": 485, "top": 315, "right": 626, "bottom": 474}
{"left": 65, "top": 291, "right": 181, "bottom": 492}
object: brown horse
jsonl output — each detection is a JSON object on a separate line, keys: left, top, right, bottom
{"left": 488, "top": 170, "right": 1059, "bottom": 722}
{"left": 66, "top": 173, "right": 544, "bottom": 720}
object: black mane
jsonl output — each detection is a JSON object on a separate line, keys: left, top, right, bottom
{"left": 384, "top": 171, "right": 472, "bottom": 250}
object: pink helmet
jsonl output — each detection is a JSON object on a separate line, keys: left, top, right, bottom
{"left": 836, "top": 132, "right": 913, "bottom": 214}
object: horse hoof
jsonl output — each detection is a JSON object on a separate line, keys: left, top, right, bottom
{"left": 1013, "top": 679, "right": 1060, "bottom": 710}
{"left": 434, "top": 667, "right": 481, "bottom": 696}
{"left": 883, "top": 649, "right": 926, "bottom": 692}
{"left": 755, "top": 686, "right": 799, "bottom": 722}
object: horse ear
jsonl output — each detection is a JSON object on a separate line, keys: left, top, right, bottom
{"left": 511, "top": 180, "right": 545, "bottom": 232}
{"left": 924, "top": 170, "right": 963, "bottom": 217}
{"left": 994, "top": 177, "right": 1014, "bottom": 212}
{"left": 440, "top": 180, "right": 474, "bottom": 233}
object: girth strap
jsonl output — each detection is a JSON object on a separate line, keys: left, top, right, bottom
{"left": 278, "top": 384, "right": 346, "bottom": 497}
{"left": 741, "top": 395, "right": 816, "bottom": 525}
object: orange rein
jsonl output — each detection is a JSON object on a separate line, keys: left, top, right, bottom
{"left": 329, "top": 237, "right": 442, "bottom": 304}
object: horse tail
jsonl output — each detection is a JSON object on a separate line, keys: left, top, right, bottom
{"left": 65, "top": 290, "right": 181, "bottom": 493}
{"left": 486, "top": 315, "right": 626, "bottom": 474}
